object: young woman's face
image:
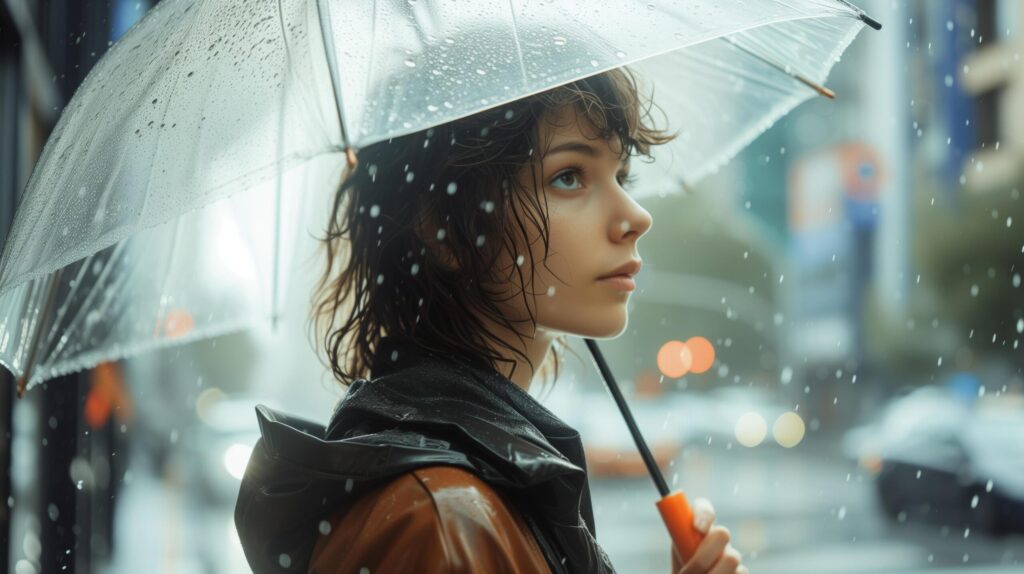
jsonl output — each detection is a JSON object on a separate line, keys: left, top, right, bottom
{"left": 490, "top": 104, "right": 654, "bottom": 340}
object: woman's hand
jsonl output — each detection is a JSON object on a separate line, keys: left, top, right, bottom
{"left": 671, "top": 497, "right": 748, "bottom": 574}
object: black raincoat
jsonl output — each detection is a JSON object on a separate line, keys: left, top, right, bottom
{"left": 234, "top": 335, "right": 616, "bottom": 573}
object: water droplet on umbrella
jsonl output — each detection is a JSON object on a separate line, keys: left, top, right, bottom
{"left": 404, "top": 58, "right": 416, "bottom": 68}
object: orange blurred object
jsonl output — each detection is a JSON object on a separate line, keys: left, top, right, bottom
{"left": 657, "top": 340, "right": 692, "bottom": 378}
{"left": 152, "top": 308, "right": 195, "bottom": 339}
{"left": 84, "top": 361, "right": 134, "bottom": 430}
{"left": 634, "top": 369, "right": 664, "bottom": 398}
{"left": 685, "top": 336, "right": 715, "bottom": 374}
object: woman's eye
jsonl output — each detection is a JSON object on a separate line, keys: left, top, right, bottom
{"left": 550, "top": 169, "right": 583, "bottom": 191}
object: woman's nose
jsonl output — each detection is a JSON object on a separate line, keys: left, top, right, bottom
{"left": 611, "top": 197, "right": 653, "bottom": 242}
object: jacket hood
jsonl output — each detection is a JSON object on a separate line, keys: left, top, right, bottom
{"left": 234, "top": 336, "right": 615, "bottom": 573}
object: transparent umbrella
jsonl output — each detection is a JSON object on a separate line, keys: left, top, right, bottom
{"left": 0, "top": 0, "right": 880, "bottom": 393}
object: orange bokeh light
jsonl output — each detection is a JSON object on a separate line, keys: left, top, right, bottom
{"left": 657, "top": 340, "right": 692, "bottom": 378}
{"left": 685, "top": 336, "right": 716, "bottom": 374}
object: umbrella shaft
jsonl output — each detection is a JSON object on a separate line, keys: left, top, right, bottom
{"left": 584, "top": 338, "right": 669, "bottom": 497}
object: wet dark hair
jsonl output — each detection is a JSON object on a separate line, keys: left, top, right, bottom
{"left": 311, "top": 66, "right": 675, "bottom": 393}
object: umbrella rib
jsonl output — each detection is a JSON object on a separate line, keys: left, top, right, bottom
{"left": 315, "top": 0, "right": 357, "bottom": 168}
{"left": 505, "top": 0, "right": 529, "bottom": 88}
{"left": 726, "top": 38, "right": 835, "bottom": 99}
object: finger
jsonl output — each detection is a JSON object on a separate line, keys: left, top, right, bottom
{"left": 691, "top": 497, "right": 716, "bottom": 534}
{"left": 678, "top": 525, "right": 729, "bottom": 574}
{"left": 707, "top": 544, "right": 743, "bottom": 574}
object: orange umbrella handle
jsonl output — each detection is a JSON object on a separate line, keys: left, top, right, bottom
{"left": 656, "top": 490, "right": 704, "bottom": 562}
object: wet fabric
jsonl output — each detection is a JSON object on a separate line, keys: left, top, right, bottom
{"left": 234, "top": 335, "right": 616, "bottom": 573}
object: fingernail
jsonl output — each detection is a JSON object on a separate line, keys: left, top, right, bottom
{"left": 694, "top": 514, "right": 711, "bottom": 532}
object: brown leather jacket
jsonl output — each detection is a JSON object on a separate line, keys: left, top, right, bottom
{"left": 236, "top": 336, "right": 617, "bottom": 573}
{"left": 309, "top": 465, "right": 551, "bottom": 573}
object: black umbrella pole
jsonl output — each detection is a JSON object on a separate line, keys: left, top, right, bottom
{"left": 583, "top": 338, "right": 705, "bottom": 562}
{"left": 583, "top": 338, "right": 669, "bottom": 496}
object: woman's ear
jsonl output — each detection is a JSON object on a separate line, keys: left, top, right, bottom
{"left": 414, "top": 212, "right": 460, "bottom": 272}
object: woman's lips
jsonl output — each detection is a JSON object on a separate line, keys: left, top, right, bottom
{"left": 597, "top": 275, "right": 636, "bottom": 291}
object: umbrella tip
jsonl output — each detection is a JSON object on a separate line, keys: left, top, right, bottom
{"left": 344, "top": 147, "right": 358, "bottom": 170}
{"left": 860, "top": 13, "right": 882, "bottom": 31}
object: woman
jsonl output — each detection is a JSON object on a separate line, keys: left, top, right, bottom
{"left": 235, "top": 67, "right": 747, "bottom": 574}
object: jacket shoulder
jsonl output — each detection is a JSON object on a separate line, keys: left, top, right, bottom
{"left": 309, "top": 465, "right": 551, "bottom": 574}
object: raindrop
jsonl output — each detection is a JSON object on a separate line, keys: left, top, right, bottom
{"left": 48, "top": 503, "right": 59, "bottom": 521}
{"left": 946, "top": 20, "right": 954, "bottom": 32}
{"left": 318, "top": 520, "right": 332, "bottom": 535}
{"left": 937, "top": 356, "right": 943, "bottom": 367}
{"left": 1007, "top": 217, "right": 1013, "bottom": 227}
{"left": 405, "top": 172, "right": 415, "bottom": 183}
{"left": 446, "top": 182, "right": 458, "bottom": 195}
{"left": 435, "top": 228, "right": 446, "bottom": 241}
{"left": 369, "top": 205, "right": 380, "bottom": 218}
{"left": 426, "top": 104, "right": 439, "bottom": 113}
{"left": 359, "top": 568, "right": 370, "bottom": 574}
{"left": 615, "top": 50, "right": 626, "bottom": 58}
{"left": 944, "top": 74, "right": 954, "bottom": 88}
{"left": 476, "top": 235, "right": 486, "bottom": 247}
{"left": 1017, "top": 318, "right": 1023, "bottom": 333}
{"left": 970, "top": 494, "right": 979, "bottom": 508}
{"left": 515, "top": 255, "right": 525, "bottom": 267}
{"left": 475, "top": 68, "right": 486, "bottom": 75}
{"left": 546, "top": 286, "right": 556, "bottom": 297}
{"left": 970, "top": 284, "right": 979, "bottom": 297}
{"left": 403, "top": 58, "right": 416, "bottom": 68}
{"left": 345, "top": 478, "right": 354, "bottom": 493}
{"left": 590, "top": 59, "right": 599, "bottom": 67}
{"left": 552, "top": 36, "right": 567, "bottom": 46}
{"left": 480, "top": 200, "right": 494, "bottom": 213}
{"left": 837, "top": 506, "right": 847, "bottom": 520}
{"left": 410, "top": 263, "right": 420, "bottom": 276}
{"left": 376, "top": 274, "right": 384, "bottom": 285}
{"left": 985, "top": 479, "right": 994, "bottom": 492}
{"left": 169, "top": 429, "right": 178, "bottom": 444}
{"left": 278, "top": 554, "right": 292, "bottom": 568}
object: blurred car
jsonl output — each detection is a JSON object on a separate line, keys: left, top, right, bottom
{"left": 842, "top": 384, "right": 1024, "bottom": 534}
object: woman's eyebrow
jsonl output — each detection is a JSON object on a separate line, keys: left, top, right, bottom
{"left": 545, "top": 140, "right": 630, "bottom": 167}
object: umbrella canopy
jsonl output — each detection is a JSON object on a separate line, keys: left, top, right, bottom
{"left": 0, "top": 0, "right": 878, "bottom": 391}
